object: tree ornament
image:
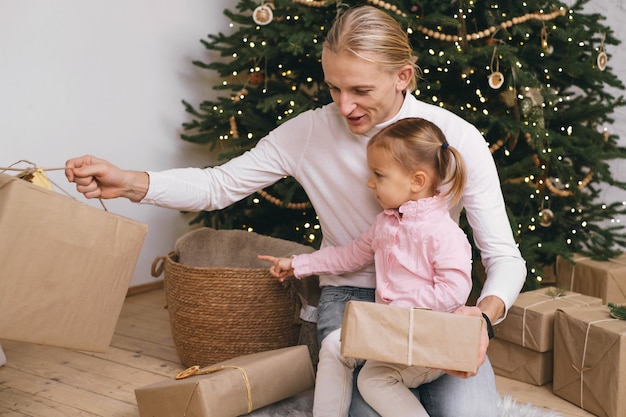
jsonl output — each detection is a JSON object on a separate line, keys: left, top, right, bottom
{"left": 488, "top": 46, "right": 504, "bottom": 89}
{"left": 538, "top": 207, "right": 554, "bottom": 227}
{"left": 249, "top": 71, "right": 264, "bottom": 86}
{"left": 597, "top": 32, "right": 608, "bottom": 71}
{"left": 541, "top": 23, "right": 554, "bottom": 54}
{"left": 522, "top": 87, "right": 544, "bottom": 107}
{"left": 229, "top": 115, "right": 240, "bottom": 139}
{"left": 253, "top": 2, "right": 274, "bottom": 26}
{"left": 488, "top": 72, "right": 504, "bottom": 89}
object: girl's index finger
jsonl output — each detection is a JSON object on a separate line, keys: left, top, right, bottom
{"left": 257, "top": 254, "right": 277, "bottom": 264}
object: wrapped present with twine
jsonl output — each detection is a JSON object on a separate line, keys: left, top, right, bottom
{"left": 488, "top": 337, "right": 553, "bottom": 386}
{"left": 340, "top": 301, "right": 483, "bottom": 373}
{"left": 556, "top": 253, "right": 626, "bottom": 304}
{"left": 493, "top": 287, "right": 602, "bottom": 352}
{"left": 553, "top": 305, "right": 626, "bottom": 417}
{"left": 134, "top": 345, "right": 315, "bottom": 417}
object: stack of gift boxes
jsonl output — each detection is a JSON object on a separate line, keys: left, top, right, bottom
{"left": 489, "top": 254, "right": 626, "bottom": 417}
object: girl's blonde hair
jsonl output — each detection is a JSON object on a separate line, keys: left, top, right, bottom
{"left": 367, "top": 118, "right": 467, "bottom": 207}
{"left": 323, "top": 5, "right": 420, "bottom": 92}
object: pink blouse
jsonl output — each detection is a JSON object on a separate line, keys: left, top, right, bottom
{"left": 292, "top": 196, "right": 472, "bottom": 312}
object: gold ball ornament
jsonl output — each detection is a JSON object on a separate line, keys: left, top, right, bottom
{"left": 253, "top": 4, "right": 273, "bottom": 26}
{"left": 488, "top": 72, "right": 505, "bottom": 89}
{"left": 538, "top": 208, "right": 555, "bottom": 227}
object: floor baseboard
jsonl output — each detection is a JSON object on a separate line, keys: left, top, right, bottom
{"left": 126, "top": 280, "right": 164, "bottom": 297}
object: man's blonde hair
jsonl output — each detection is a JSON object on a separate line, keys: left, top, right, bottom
{"left": 323, "top": 5, "right": 420, "bottom": 92}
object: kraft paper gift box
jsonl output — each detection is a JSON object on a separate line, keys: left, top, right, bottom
{"left": 340, "top": 301, "right": 483, "bottom": 373}
{"left": 493, "top": 287, "right": 602, "bottom": 352}
{"left": 0, "top": 172, "right": 147, "bottom": 352}
{"left": 553, "top": 306, "right": 626, "bottom": 417}
{"left": 134, "top": 345, "right": 315, "bottom": 417}
{"left": 556, "top": 253, "right": 626, "bottom": 304}
{"left": 487, "top": 337, "right": 553, "bottom": 386}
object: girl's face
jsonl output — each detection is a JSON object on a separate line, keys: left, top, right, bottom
{"left": 321, "top": 49, "right": 412, "bottom": 135}
{"left": 366, "top": 147, "right": 417, "bottom": 210}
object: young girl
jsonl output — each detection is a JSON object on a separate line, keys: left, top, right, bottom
{"left": 258, "top": 117, "right": 472, "bottom": 417}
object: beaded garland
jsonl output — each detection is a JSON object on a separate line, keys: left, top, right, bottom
{"left": 366, "top": 0, "right": 406, "bottom": 17}
{"left": 291, "top": 0, "right": 327, "bottom": 7}
{"left": 290, "top": 0, "right": 566, "bottom": 38}
{"left": 257, "top": 189, "right": 312, "bottom": 209}
{"left": 416, "top": 8, "right": 567, "bottom": 42}
{"left": 290, "top": 0, "right": 406, "bottom": 17}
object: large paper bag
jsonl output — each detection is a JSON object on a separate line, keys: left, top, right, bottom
{"left": 340, "top": 301, "right": 483, "bottom": 373}
{"left": 0, "top": 172, "right": 147, "bottom": 352}
{"left": 553, "top": 306, "right": 626, "bottom": 417}
{"left": 134, "top": 345, "right": 315, "bottom": 417}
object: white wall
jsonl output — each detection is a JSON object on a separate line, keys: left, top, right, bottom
{"left": 1, "top": 1, "right": 625, "bottom": 288}
{"left": 0, "top": 0, "right": 234, "bottom": 287}
{"left": 579, "top": 0, "right": 626, "bottom": 224}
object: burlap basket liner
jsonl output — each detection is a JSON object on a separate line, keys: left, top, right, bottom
{"left": 152, "top": 252, "right": 300, "bottom": 367}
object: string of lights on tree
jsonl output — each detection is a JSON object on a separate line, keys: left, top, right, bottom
{"left": 181, "top": 0, "right": 626, "bottom": 289}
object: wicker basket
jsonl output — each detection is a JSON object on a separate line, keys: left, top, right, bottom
{"left": 151, "top": 252, "right": 301, "bottom": 367}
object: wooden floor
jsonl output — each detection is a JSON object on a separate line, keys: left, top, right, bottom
{"left": 0, "top": 288, "right": 595, "bottom": 417}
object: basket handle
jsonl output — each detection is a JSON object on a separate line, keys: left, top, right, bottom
{"left": 151, "top": 255, "right": 166, "bottom": 278}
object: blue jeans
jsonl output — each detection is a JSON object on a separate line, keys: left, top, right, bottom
{"left": 317, "top": 286, "right": 499, "bottom": 417}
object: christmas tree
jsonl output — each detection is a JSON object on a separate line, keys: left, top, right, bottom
{"left": 179, "top": 0, "right": 626, "bottom": 290}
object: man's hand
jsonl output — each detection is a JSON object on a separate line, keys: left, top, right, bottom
{"left": 444, "top": 306, "right": 489, "bottom": 378}
{"left": 65, "top": 155, "right": 149, "bottom": 202}
{"left": 444, "top": 295, "right": 505, "bottom": 378}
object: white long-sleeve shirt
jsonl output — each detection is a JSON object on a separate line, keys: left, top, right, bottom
{"left": 142, "top": 94, "right": 526, "bottom": 318}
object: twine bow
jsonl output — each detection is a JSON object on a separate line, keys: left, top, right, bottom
{"left": 176, "top": 364, "right": 254, "bottom": 415}
{"left": 520, "top": 290, "right": 592, "bottom": 348}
